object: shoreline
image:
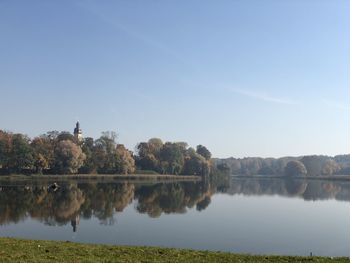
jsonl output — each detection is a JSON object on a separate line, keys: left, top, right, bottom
{"left": 0, "top": 173, "right": 201, "bottom": 182}
{"left": 0, "top": 237, "right": 347, "bottom": 262}
{"left": 231, "top": 174, "right": 350, "bottom": 181}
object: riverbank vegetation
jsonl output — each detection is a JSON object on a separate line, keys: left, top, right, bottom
{"left": 0, "top": 130, "right": 218, "bottom": 178}
{"left": 5, "top": 128, "right": 350, "bottom": 179}
{"left": 0, "top": 238, "right": 347, "bottom": 263}
{"left": 216, "top": 154, "right": 350, "bottom": 177}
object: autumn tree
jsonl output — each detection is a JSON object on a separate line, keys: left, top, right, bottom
{"left": 321, "top": 159, "right": 341, "bottom": 175}
{"left": 147, "top": 138, "right": 163, "bottom": 156}
{"left": 53, "top": 140, "right": 86, "bottom": 174}
{"left": 135, "top": 138, "right": 163, "bottom": 172}
{"left": 300, "top": 155, "right": 328, "bottom": 176}
{"left": 135, "top": 139, "right": 212, "bottom": 175}
{"left": 284, "top": 160, "right": 307, "bottom": 177}
{"left": 31, "top": 136, "right": 54, "bottom": 174}
{"left": 56, "top": 132, "right": 77, "bottom": 144}
{"left": 115, "top": 144, "right": 136, "bottom": 174}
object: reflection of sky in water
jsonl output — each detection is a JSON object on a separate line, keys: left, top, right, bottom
{"left": 1, "top": 179, "right": 350, "bottom": 256}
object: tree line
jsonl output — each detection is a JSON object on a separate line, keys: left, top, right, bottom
{"left": 216, "top": 154, "right": 350, "bottom": 177}
{"left": 0, "top": 130, "right": 215, "bottom": 176}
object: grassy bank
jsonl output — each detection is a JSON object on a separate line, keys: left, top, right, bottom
{"left": 0, "top": 173, "right": 201, "bottom": 182}
{"left": 0, "top": 238, "right": 348, "bottom": 262}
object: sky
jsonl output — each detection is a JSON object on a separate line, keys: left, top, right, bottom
{"left": 1, "top": 0, "right": 350, "bottom": 158}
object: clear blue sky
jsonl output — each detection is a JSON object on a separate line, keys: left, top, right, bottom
{"left": 1, "top": 0, "right": 350, "bottom": 158}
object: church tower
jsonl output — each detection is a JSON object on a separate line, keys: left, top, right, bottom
{"left": 74, "top": 121, "right": 83, "bottom": 141}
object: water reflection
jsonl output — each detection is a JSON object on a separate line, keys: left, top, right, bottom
{"left": 2, "top": 177, "right": 350, "bottom": 233}
{"left": 228, "top": 177, "right": 350, "bottom": 202}
{"left": 0, "top": 176, "right": 227, "bottom": 232}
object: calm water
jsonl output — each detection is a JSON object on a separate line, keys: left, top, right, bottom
{"left": 1, "top": 177, "right": 350, "bottom": 256}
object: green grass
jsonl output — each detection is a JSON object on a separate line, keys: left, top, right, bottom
{"left": 0, "top": 238, "right": 349, "bottom": 262}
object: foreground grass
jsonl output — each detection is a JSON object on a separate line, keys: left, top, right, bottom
{"left": 0, "top": 238, "right": 349, "bottom": 262}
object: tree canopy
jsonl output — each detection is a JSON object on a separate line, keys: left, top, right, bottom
{"left": 284, "top": 161, "right": 307, "bottom": 177}
{"left": 0, "top": 130, "right": 213, "bottom": 177}
{"left": 135, "top": 139, "right": 212, "bottom": 177}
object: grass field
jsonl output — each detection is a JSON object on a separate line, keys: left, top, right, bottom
{"left": 0, "top": 238, "right": 349, "bottom": 262}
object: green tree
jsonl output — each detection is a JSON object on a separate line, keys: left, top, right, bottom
{"left": 159, "top": 142, "right": 185, "bottom": 174}
{"left": 8, "top": 134, "right": 34, "bottom": 173}
{"left": 79, "top": 137, "right": 96, "bottom": 174}
{"left": 135, "top": 141, "right": 160, "bottom": 172}
{"left": 196, "top": 145, "right": 212, "bottom": 160}
{"left": 183, "top": 152, "right": 209, "bottom": 176}
{"left": 94, "top": 132, "right": 118, "bottom": 174}
{"left": 0, "top": 131, "right": 11, "bottom": 171}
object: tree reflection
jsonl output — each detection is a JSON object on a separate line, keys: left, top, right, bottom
{"left": 228, "top": 177, "right": 350, "bottom": 202}
{"left": 284, "top": 179, "right": 308, "bottom": 196}
{"left": 0, "top": 176, "right": 228, "bottom": 230}
{"left": 6, "top": 176, "right": 350, "bottom": 231}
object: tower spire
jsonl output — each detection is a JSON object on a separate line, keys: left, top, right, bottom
{"left": 73, "top": 121, "right": 83, "bottom": 141}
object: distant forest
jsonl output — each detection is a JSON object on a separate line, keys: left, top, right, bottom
{"left": 0, "top": 130, "right": 222, "bottom": 177}
{"left": 215, "top": 154, "right": 350, "bottom": 177}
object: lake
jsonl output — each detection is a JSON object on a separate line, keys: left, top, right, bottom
{"left": 1, "top": 176, "right": 350, "bottom": 256}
